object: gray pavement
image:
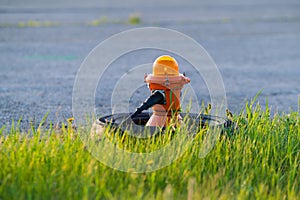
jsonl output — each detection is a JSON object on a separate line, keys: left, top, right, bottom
{"left": 1, "top": 0, "right": 300, "bottom": 128}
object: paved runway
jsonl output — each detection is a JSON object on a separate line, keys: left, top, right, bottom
{"left": 1, "top": 0, "right": 299, "bottom": 128}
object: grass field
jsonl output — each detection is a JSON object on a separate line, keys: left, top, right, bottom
{"left": 0, "top": 100, "right": 299, "bottom": 200}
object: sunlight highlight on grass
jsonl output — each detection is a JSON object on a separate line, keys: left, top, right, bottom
{"left": 0, "top": 100, "right": 299, "bottom": 199}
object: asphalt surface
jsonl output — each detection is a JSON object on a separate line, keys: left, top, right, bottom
{"left": 1, "top": 0, "right": 300, "bottom": 129}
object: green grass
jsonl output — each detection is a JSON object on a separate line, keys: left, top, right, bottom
{"left": 0, "top": 100, "right": 299, "bottom": 200}
{"left": 0, "top": 13, "right": 142, "bottom": 28}
{"left": 128, "top": 13, "right": 142, "bottom": 25}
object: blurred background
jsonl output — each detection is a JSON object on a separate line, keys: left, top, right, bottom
{"left": 0, "top": 0, "right": 299, "bottom": 128}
